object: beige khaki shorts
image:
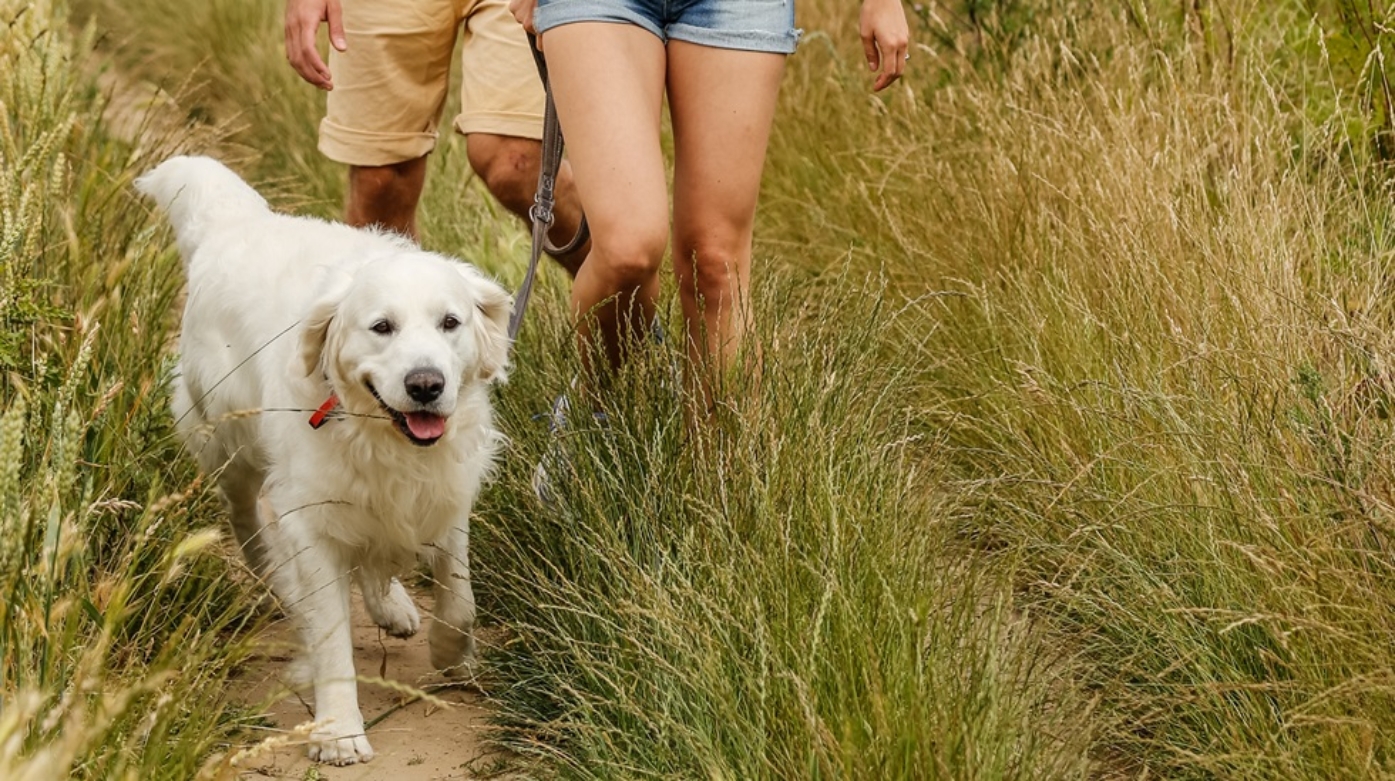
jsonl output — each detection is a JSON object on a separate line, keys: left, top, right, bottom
{"left": 320, "top": 0, "right": 545, "bottom": 167}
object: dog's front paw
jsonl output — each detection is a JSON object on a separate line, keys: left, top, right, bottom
{"left": 308, "top": 723, "right": 374, "bottom": 766}
{"left": 429, "top": 621, "right": 477, "bottom": 677}
{"left": 364, "top": 578, "right": 420, "bottom": 638}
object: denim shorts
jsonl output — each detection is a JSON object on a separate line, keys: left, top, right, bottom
{"left": 535, "top": 0, "right": 800, "bottom": 54}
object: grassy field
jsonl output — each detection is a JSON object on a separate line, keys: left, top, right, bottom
{"left": 8, "top": 0, "right": 1395, "bottom": 777}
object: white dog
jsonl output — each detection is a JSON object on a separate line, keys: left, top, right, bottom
{"left": 136, "top": 156, "right": 510, "bottom": 765}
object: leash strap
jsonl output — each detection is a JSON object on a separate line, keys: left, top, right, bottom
{"left": 508, "top": 33, "right": 589, "bottom": 342}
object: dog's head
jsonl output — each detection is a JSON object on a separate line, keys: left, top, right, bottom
{"left": 297, "top": 252, "right": 512, "bottom": 447}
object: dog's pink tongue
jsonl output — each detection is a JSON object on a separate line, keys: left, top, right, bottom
{"left": 405, "top": 412, "right": 446, "bottom": 440}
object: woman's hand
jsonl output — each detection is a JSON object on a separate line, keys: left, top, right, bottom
{"left": 860, "top": 0, "right": 910, "bottom": 91}
{"left": 509, "top": 0, "right": 538, "bottom": 35}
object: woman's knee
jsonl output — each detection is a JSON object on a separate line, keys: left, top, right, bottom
{"left": 591, "top": 229, "right": 668, "bottom": 287}
{"left": 675, "top": 241, "right": 747, "bottom": 304}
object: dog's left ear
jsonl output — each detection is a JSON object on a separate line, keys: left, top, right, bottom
{"left": 461, "top": 267, "right": 513, "bottom": 383}
{"left": 298, "top": 273, "right": 352, "bottom": 378}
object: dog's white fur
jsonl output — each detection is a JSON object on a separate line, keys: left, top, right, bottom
{"left": 137, "top": 156, "right": 510, "bottom": 765}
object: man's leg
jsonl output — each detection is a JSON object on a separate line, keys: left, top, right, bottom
{"left": 345, "top": 157, "right": 429, "bottom": 240}
{"left": 465, "top": 132, "right": 588, "bottom": 277}
{"left": 322, "top": 0, "right": 455, "bottom": 241}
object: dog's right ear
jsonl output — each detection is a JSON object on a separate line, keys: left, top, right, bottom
{"left": 297, "top": 274, "right": 352, "bottom": 377}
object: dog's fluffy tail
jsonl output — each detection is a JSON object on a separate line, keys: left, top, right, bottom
{"left": 134, "top": 156, "right": 269, "bottom": 257}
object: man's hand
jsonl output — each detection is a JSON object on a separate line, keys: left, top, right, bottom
{"left": 860, "top": 0, "right": 910, "bottom": 92}
{"left": 285, "top": 0, "right": 347, "bottom": 90}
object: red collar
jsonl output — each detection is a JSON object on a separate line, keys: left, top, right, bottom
{"left": 308, "top": 394, "right": 341, "bottom": 429}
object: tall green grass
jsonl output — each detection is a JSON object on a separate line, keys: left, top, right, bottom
{"left": 475, "top": 275, "right": 1092, "bottom": 778}
{"left": 0, "top": 1, "right": 264, "bottom": 777}
{"left": 22, "top": 0, "right": 1395, "bottom": 777}
{"left": 767, "top": 1, "right": 1395, "bottom": 776}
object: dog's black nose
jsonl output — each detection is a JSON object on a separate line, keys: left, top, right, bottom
{"left": 404, "top": 368, "right": 445, "bottom": 403}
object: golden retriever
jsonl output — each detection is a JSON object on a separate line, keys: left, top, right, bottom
{"left": 137, "top": 156, "right": 510, "bottom": 765}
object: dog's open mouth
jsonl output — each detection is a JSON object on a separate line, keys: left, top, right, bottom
{"left": 367, "top": 383, "right": 446, "bottom": 447}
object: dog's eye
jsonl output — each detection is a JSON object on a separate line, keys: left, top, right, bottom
{"left": 370, "top": 319, "right": 395, "bottom": 335}
{"left": 441, "top": 314, "right": 461, "bottom": 332}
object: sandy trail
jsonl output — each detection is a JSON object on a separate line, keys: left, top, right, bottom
{"left": 233, "top": 588, "right": 504, "bottom": 780}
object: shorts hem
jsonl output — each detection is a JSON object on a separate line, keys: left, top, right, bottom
{"left": 667, "top": 23, "right": 800, "bottom": 54}
{"left": 453, "top": 112, "right": 546, "bottom": 141}
{"left": 318, "top": 119, "right": 438, "bottom": 167}
{"left": 535, "top": 3, "right": 664, "bottom": 40}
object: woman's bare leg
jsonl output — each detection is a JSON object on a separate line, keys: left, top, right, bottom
{"left": 538, "top": 24, "right": 669, "bottom": 376}
{"left": 668, "top": 41, "right": 785, "bottom": 403}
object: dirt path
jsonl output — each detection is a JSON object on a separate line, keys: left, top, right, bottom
{"left": 232, "top": 590, "right": 504, "bottom": 780}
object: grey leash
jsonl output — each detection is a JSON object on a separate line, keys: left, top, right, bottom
{"left": 507, "top": 33, "right": 589, "bottom": 342}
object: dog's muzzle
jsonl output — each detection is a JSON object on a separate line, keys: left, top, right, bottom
{"left": 367, "top": 380, "right": 448, "bottom": 447}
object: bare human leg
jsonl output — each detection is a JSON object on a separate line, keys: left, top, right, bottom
{"left": 466, "top": 132, "right": 589, "bottom": 277}
{"left": 346, "top": 157, "right": 428, "bottom": 240}
{"left": 536, "top": 23, "right": 669, "bottom": 379}
{"left": 668, "top": 41, "right": 785, "bottom": 408}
